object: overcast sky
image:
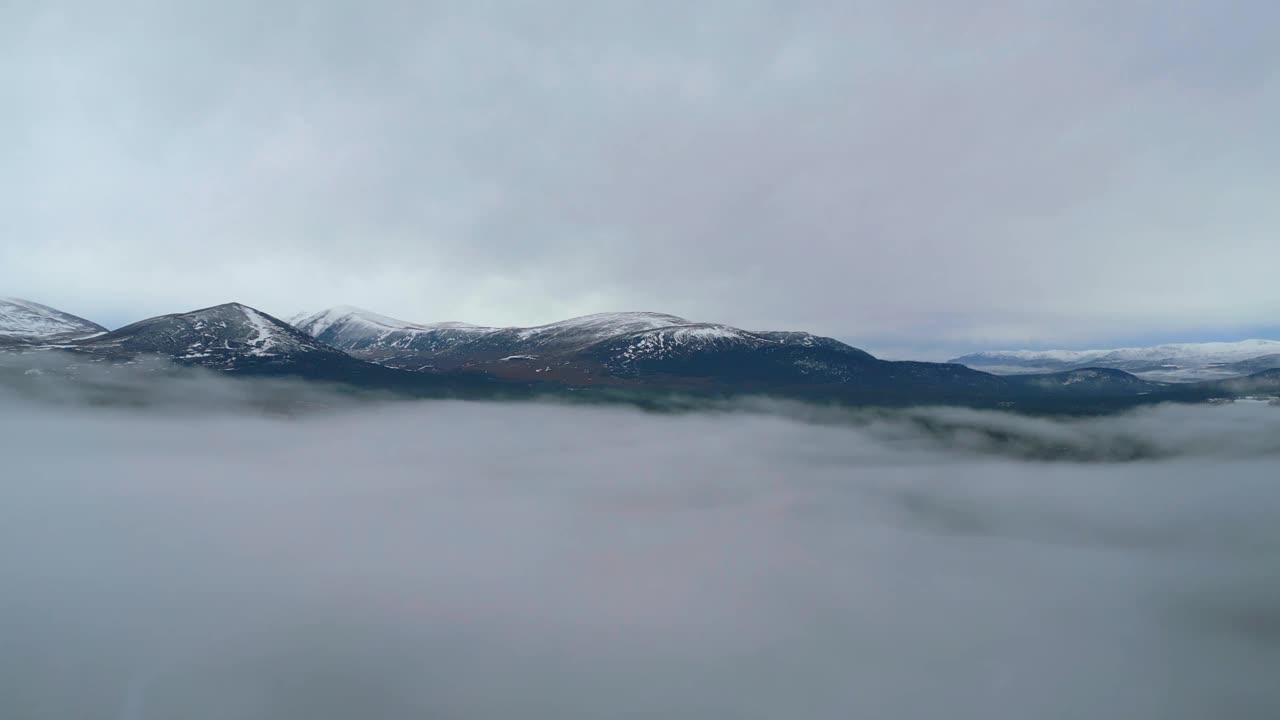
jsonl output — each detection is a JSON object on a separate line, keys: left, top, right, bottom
{"left": 3, "top": 1, "right": 1278, "bottom": 355}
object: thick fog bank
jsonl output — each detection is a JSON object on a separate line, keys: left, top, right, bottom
{"left": 2, "top": 397, "right": 1278, "bottom": 719}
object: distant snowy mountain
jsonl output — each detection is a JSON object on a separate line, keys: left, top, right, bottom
{"left": 1218, "top": 353, "right": 1280, "bottom": 376}
{"left": 951, "top": 339, "right": 1280, "bottom": 381}
{"left": 0, "top": 297, "right": 105, "bottom": 342}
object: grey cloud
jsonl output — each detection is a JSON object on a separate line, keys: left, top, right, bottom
{"left": 2, "top": 376, "right": 1280, "bottom": 718}
{"left": 3, "top": 1, "right": 1279, "bottom": 345}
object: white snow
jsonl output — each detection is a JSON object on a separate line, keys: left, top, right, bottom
{"left": 292, "top": 307, "right": 695, "bottom": 352}
{"left": 954, "top": 339, "right": 1280, "bottom": 381}
{"left": 289, "top": 306, "right": 843, "bottom": 366}
{"left": 291, "top": 306, "right": 489, "bottom": 344}
{"left": 0, "top": 297, "right": 103, "bottom": 339}
{"left": 239, "top": 306, "right": 280, "bottom": 356}
{"left": 513, "top": 312, "right": 689, "bottom": 341}
{"left": 962, "top": 339, "right": 1280, "bottom": 366}
{"left": 293, "top": 306, "right": 376, "bottom": 338}
{"left": 667, "top": 325, "right": 744, "bottom": 342}
{"left": 1095, "top": 339, "right": 1280, "bottom": 364}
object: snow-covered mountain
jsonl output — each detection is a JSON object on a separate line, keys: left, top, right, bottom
{"left": 0, "top": 297, "right": 106, "bottom": 342}
{"left": 292, "top": 308, "right": 705, "bottom": 358}
{"left": 294, "top": 307, "right": 861, "bottom": 366}
{"left": 8, "top": 298, "right": 1264, "bottom": 409}
{"left": 586, "top": 324, "right": 875, "bottom": 382}
{"left": 73, "top": 302, "right": 345, "bottom": 371}
{"left": 23, "top": 302, "right": 423, "bottom": 385}
{"left": 289, "top": 306, "right": 1005, "bottom": 395}
{"left": 1, "top": 301, "right": 505, "bottom": 396}
{"left": 951, "top": 339, "right": 1280, "bottom": 381}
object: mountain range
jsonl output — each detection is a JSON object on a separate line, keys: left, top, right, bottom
{"left": 950, "top": 339, "right": 1280, "bottom": 381}
{"left": 3, "top": 297, "right": 1277, "bottom": 412}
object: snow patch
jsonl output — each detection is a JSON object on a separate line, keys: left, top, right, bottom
{"left": 239, "top": 307, "right": 280, "bottom": 356}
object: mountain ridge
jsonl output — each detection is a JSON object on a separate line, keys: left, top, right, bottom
{"left": 283, "top": 306, "right": 1178, "bottom": 407}
{"left": 951, "top": 339, "right": 1280, "bottom": 381}
{"left": 4, "top": 297, "right": 1277, "bottom": 412}
{"left": 291, "top": 306, "right": 893, "bottom": 388}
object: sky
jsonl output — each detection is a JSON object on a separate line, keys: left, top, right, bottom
{"left": 3, "top": 1, "right": 1279, "bottom": 356}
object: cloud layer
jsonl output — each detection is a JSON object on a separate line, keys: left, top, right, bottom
{"left": 4, "top": 1, "right": 1279, "bottom": 346}
{"left": 3, "top": 381, "right": 1279, "bottom": 718}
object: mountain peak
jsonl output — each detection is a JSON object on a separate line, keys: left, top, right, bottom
{"left": 293, "top": 306, "right": 465, "bottom": 339}
{"left": 183, "top": 301, "right": 261, "bottom": 316}
{"left": 77, "top": 302, "right": 340, "bottom": 369}
{"left": 0, "top": 297, "right": 107, "bottom": 341}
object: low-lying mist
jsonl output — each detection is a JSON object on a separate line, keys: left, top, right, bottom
{"left": 2, "top": 371, "right": 1278, "bottom": 719}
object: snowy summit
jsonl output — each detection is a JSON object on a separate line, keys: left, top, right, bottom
{"left": 0, "top": 297, "right": 106, "bottom": 341}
